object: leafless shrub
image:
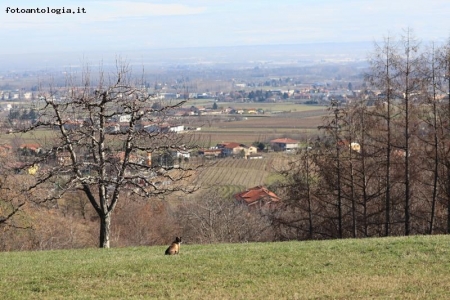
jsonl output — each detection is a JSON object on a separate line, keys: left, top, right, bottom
{"left": 177, "top": 188, "right": 274, "bottom": 244}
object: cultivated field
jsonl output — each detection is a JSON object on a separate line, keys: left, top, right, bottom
{"left": 188, "top": 154, "right": 288, "bottom": 197}
{"left": 0, "top": 102, "right": 327, "bottom": 147}
{"left": 195, "top": 157, "right": 269, "bottom": 187}
{"left": 186, "top": 99, "right": 325, "bottom": 114}
{"left": 1, "top": 235, "right": 449, "bottom": 299}
{"left": 192, "top": 109, "right": 327, "bottom": 146}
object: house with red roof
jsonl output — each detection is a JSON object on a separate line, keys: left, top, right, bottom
{"left": 199, "top": 148, "right": 223, "bottom": 158}
{"left": 19, "top": 143, "right": 42, "bottom": 155}
{"left": 234, "top": 186, "right": 281, "bottom": 209}
{"left": 217, "top": 142, "right": 258, "bottom": 158}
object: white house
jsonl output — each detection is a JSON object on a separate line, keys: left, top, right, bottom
{"left": 175, "top": 150, "right": 190, "bottom": 159}
{"left": 270, "top": 138, "right": 299, "bottom": 152}
{"left": 169, "top": 125, "right": 184, "bottom": 133}
{"left": 119, "top": 115, "right": 131, "bottom": 123}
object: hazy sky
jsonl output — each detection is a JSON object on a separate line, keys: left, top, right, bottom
{"left": 2, "top": 0, "right": 449, "bottom": 55}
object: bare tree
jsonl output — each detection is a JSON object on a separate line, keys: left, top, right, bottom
{"left": 270, "top": 146, "right": 322, "bottom": 240}
{"left": 366, "top": 35, "right": 399, "bottom": 236}
{"left": 16, "top": 61, "right": 199, "bottom": 248}
{"left": 437, "top": 39, "right": 450, "bottom": 233}
{"left": 178, "top": 188, "right": 273, "bottom": 243}
{"left": 392, "top": 29, "right": 423, "bottom": 235}
{"left": 416, "top": 42, "right": 443, "bottom": 234}
{"left": 318, "top": 100, "right": 346, "bottom": 238}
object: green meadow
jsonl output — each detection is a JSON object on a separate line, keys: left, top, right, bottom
{"left": 1, "top": 235, "right": 450, "bottom": 299}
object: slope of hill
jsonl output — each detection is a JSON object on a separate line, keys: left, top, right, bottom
{"left": 1, "top": 235, "right": 449, "bottom": 299}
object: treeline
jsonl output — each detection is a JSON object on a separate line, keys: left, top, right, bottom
{"left": 270, "top": 31, "right": 450, "bottom": 240}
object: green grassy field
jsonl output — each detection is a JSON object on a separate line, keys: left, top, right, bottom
{"left": 1, "top": 235, "right": 450, "bottom": 299}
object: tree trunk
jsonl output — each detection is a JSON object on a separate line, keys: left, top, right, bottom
{"left": 447, "top": 167, "right": 450, "bottom": 234}
{"left": 99, "top": 212, "right": 111, "bottom": 248}
{"left": 428, "top": 49, "right": 439, "bottom": 235}
{"left": 305, "top": 150, "right": 314, "bottom": 239}
{"left": 447, "top": 49, "right": 450, "bottom": 234}
{"left": 334, "top": 105, "right": 343, "bottom": 239}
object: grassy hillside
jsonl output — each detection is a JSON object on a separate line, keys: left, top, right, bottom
{"left": 1, "top": 235, "right": 450, "bottom": 299}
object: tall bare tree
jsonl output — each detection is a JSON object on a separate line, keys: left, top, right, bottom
{"left": 416, "top": 43, "right": 442, "bottom": 234}
{"left": 17, "top": 62, "right": 199, "bottom": 248}
{"left": 271, "top": 145, "right": 320, "bottom": 240}
{"left": 318, "top": 100, "right": 346, "bottom": 238}
{"left": 438, "top": 39, "right": 450, "bottom": 233}
{"left": 394, "top": 29, "right": 423, "bottom": 235}
{"left": 366, "top": 35, "right": 399, "bottom": 236}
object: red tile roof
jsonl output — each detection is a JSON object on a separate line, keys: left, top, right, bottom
{"left": 218, "top": 142, "right": 243, "bottom": 149}
{"left": 270, "top": 138, "right": 299, "bottom": 144}
{"left": 234, "top": 186, "right": 281, "bottom": 207}
{"left": 19, "top": 143, "right": 41, "bottom": 151}
{"left": 224, "top": 142, "right": 243, "bottom": 149}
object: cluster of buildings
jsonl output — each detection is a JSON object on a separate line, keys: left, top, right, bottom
{"left": 4, "top": 141, "right": 285, "bottom": 209}
{"left": 199, "top": 138, "right": 300, "bottom": 160}
{"left": 0, "top": 90, "right": 34, "bottom": 101}
{"left": 174, "top": 105, "right": 266, "bottom": 117}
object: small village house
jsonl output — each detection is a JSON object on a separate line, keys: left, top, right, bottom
{"left": 217, "top": 142, "right": 259, "bottom": 158}
{"left": 234, "top": 186, "right": 281, "bottom": 209}
{"left": 270, "top": 138, "right": 299, "bottom": 152}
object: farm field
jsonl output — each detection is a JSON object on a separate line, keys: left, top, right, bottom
{"left": 186, "top": 99, "right": 326, "bottom": 113}
{"left": 0, "top": 102, "right": 327, "bottom": 147}
{"left": 193, "top": 110, "right": 327, "bottom": 145}
{"left": 193, "top": 156, "right": 278, "bottom": 189}
{"left": 1, "top": 235, "right": 450, "bottom": 299}
{"left": 170, "top": 154, "right": 288, "bottom": 204}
